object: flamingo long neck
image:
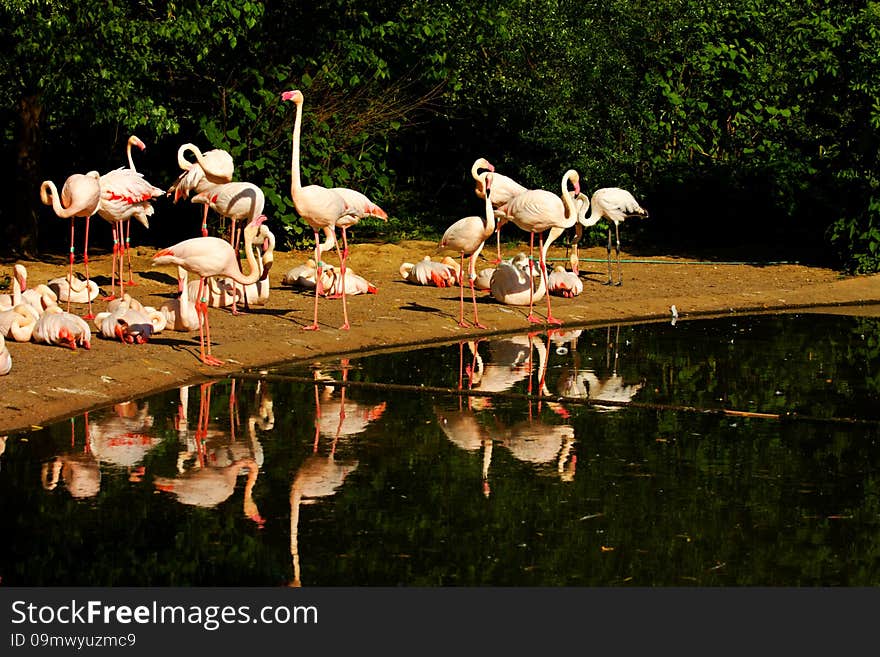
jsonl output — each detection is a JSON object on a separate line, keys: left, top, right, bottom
{"left": 40, "top": 181, "right": 75, "bottom": 218}
{"left": 228, "top": 223, "right": 265, "bottom": 286}
{"left": 127, "top": 139, "right": 137, "bottom": 172}
{"left": 290, "top": 99, "right": 304, "bottom": 199}
{"left": 560, "top": 171, "right": 578, "bottom": 225}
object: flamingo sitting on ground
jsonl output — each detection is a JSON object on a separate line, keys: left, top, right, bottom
{"left": 547, "top": 265, "right": 584, "bottom": 298}
{"left": 0, "top": 304, "right": 39, "bottom": 342}
{"left": 152, "top": 215, "right": 267, "bottom": 366}
{"left": 489, "top": 253, "right": 546, "bottom": 306}
{"left": 47, "top": 272, "right": 100, "bottom": 305}
{"left": 495, "top": 169, "right": 581, "bottom": 325}
{"left": 471, "top": 157, "right": 528, "bottom": 263}
{"left": 33, "top": 310, "right": 91, "bottom": 350}
{"left": 281, "top": 88, "right": 358, "bottom": 330}
{"left": 571, "top": 187, "right": 649, "bottom": 284}
{"left": 439, "top": 170, "right": 495, "bottom": 328}
{"left": 39, "top": 171, "right": 102, "bottom": 317}
{"left": 159, "top": 267, "right": 200, "bottom": 333}
{"left": 399, "top": 256, "right": 460, "bottom": 287}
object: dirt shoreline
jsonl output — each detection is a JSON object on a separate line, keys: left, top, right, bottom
{"left": 1, "top": 239, "right": 879, "bottom": 436}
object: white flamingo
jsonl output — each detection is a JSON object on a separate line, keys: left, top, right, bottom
{"left": 470, "top": 157, "right": 528, "bottom": 262}
{"left": 571, "top": 187, "right": 649, "bottom": 284}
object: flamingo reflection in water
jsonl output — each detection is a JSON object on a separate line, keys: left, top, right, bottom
{"left": 41, "top": 415, "right": 101, "bottom": 500}
{"left": 289, "top": 359, "right": 386, "bottom": 587}
{"left": 554, "top": 325, "right": 645, "bottom": 412}
{"left": 154, "top": 381, "right": 266, "bottom": 526}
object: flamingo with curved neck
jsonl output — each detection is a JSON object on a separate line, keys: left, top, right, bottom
{"left": 151, "top": 215, "right": 268, "bottom": 366}
{"left": 495, "top": 169, "right": 580, "bottom": 326}
{"left": 39, "top": 171, "right": 101, "bottom": 317}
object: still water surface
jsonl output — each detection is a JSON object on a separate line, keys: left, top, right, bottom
{"left": 1, "top": 312, "right": 879, "bottom": 586}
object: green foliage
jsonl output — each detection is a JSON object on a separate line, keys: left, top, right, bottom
{"left": 0, "top": 0, "right": 878, "bottom": 267}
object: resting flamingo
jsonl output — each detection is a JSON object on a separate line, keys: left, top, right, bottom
{"left": 571, "top": 187, "right": 649, "bottom": 284}
{"left": 0, "top": 334, "right": 11, "bottom": 376}
{"left": 495, "top": 169, "right": 581, "bottom": 325}
{"left": 151, "top": 215, "right": 267, "bottom": 366}
{"left": 39, "top": 171, "right": 102, "bottom": 318}
{"left": 281, "top": 88, "right": 358, "bottom": 330}
{"left": 439, "top": 170, "right": 495, "bottom": 328}
{"left": 96, "top": 164, "right": 164, "bottom": 301}
{"left": 471, "top": 157, "right": 528, "bottom": 263}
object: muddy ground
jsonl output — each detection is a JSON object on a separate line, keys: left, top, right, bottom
{"left": 1, "top": 238, "right": 879, "bottom": 436}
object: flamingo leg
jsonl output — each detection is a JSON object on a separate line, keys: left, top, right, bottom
{"left": 457, "top": 253, "right": 468, "bottom": 328}
{"left": 303, "top": 231, "right": 322, "bottom": 331}
{"left": 333, "top": 234, "right": 350, "bottom": 330}
{"left": 200, "top": 203, "right": 209, "bottom": 237}
{"left": 196, "top": 277, "right": 223, "bottom": 366}
{"left": 526, "top": 233, "right": 541, "bottom": 324}
{"left": 604, "top": 224, "right": 614, "bottom": 285}
{"left": 468, "top": 252, "right": 487, "bottom": 329}
{"left": 67, "top": 218, "right": 75, "bottom": 314}
{"left": 125, "top": 218, "right": 137, "bottom": 286}
{"left": 614, "top": 222, "right": 623, "bottom": 286}
{"left": 539, "top": 234, "right": 561, "bottom": 326}
{"left": 82, "top": 215, "right": 94, "bottom": 320}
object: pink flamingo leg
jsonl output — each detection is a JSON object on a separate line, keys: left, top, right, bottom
{"left": 200, "top": 203, "right": 209, "bottom": 237}
{"left": 333, "top": 233, "right": 350, "bottom": 330}
{"left": 196, "top": 278, "right": 223, "bottom": 366}
{"left": 67, "top": 219, "right": 75, "bottom": 314}
{"left": 468, "top": 253, "right": 487, "bottom": 329}
{"left": 125, "top": 219, "right": 137, "bottom": 286}
{"left": 457, "top": 253, "right": 468, "bottom": 327}
{"left": 539, "top": 234, "right": 562, "bottom": 326}
{"left": 82, "top": 215, "right": 94, "bottom": 320}
{"left": 526, "top": 233, "right": 542, "bottom": 325}
{"left": 303, "top": 231, "right": 323, "bottom": 331}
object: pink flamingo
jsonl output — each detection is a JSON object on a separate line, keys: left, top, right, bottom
{"left": 439, "top": 170, "right": 495, "bottom": 328}
{"left": 328, "top": 187, "right": 388, "bottom": 292}
{"left": 471, "top": 157, "right": 528, "bottom": 263}
{"left": 495, "top": 169, "right": 580, "bottom": 326}
{"left": 39, "top": 171, "right": 102, "bottom": 318}
{"left": 571, "top": 187, "right": 649, "bottom": 284}
{"left": 281, "top": 88, "right": 358, "bottom": 330}
{"left": 166, "top": 142, "right": 234, "bottom": 237}
{"left": 121, "top": 135, "right": 149, "bottom": 286}
{"left": 97, "top": 163, "right": 164, "bottom": 301}
{"left": 191, "top": 180, "right": 265, "bottom": 255}
{"left": 151, "top": 215, "right": 267, "bottom": 366}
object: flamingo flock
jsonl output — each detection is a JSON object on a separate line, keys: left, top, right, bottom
{"left": 3, "top": 85, "right": 649, "bottom": 377}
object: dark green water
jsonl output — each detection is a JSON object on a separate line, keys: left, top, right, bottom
{"left": 1, "top": 312, "right": 879, "bottom": 586}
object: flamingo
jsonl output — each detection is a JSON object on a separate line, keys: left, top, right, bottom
{"left": 159, "top": 267, "right": 200, "bottom": 332}
{"left": 168, "top": 142, "right": 234, "bottom": 199}
{"left": 399, "top": 256, "right": 460, "bottom": 287}
{"left": 281, "top": 88, "right": 359, "bottom": 330}
{"left": 0, "top": 264, "right": 27, "bottom": 310}
{"left": 547, "top": 265, "right": 584, "bottom": 297}
{"left": 0, "top": 334, "right": 11, "bottom": 375}
{"left": 438, "top": 170, "right": 495, "bottom": 328}
{"left": 151, "top": 215, "right": 267, "bottom": 366}
{"left": 191, "top": 181, "right": 265, "bottom": 252}
{"left": 33, "top": 310, "right": 92, "bottom": 350}
{"left": 96, "top": 164, "right": 164, "bottom": 300}
{"left": 471, "top": 157, "right": 528, "bottom": 263}
{"left": 571, "top": 187, "right": 649, "bottom": 284}
{"left": 39, "top": 171, "right": 102, "bottom": 317}
{"left": 495, "top": 169, "right": 581, "bottom": 325}
{"left": 120, "top": 135, "right": 151, "bottom": 286}
{"left": 328, "top": 186, "right": 388, "bottom": 282}
{"left": 93, "top": 293, "right": 166, "bottom": 344}
{"left": 47, "top": 272, "right": 100, "bottom": 305}
{"left": 489, "top": 253, "right": 546, "bottom": 306}
{"left": 0, "top": 304, "right": 39, "bottom": 342}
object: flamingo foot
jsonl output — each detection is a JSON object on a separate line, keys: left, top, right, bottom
{"left": 339, "top": 322, "right": 350, "bottom": 331}
{"left": 546, "top": 315, "right": 563, "bottom": 326}
{"left": 458, "top": 320, "right": 469, "bottom": 328}
{"left": 125, "top": 280, "right": 137, "bottom": 287}
{"left": 201, "top": 354, "right": 225, "bottom": 366}
{"left": 473, "top": 321, "right": 488, "bottom": 329}
{"left": 326, "top": 293, "right": 344, "bottom": 300}
{"left": 82, "top": 313, "right": 95, "bottom": 321}
{"left": 101, "top": 294, "right": 117, "bottom": 302}
{"left": 302, "top": 324, "right": 320, "bottom": 331}
{"left": 527, "top": 314, "right": 543, "bottom": 324}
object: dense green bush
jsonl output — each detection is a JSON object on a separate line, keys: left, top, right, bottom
{"left": 1, "top": 0, "right": 877, "bottom": 272}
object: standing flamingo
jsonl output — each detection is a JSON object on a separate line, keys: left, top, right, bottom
{"left": 439, "top": 170, "right": 495, "bottom": 328}
{"left": 471, "top": 157, "right": 528, "bottom": 263}
{"left": 39, "top": 171, "right": 102, "bottom": 318}
{"left": 151, "top": 215, "right": 267, "bottom": 366}
{"left": 97, "top": 164, "right": 164, "bottom": 301}
{"left": 495, "top": 169, "right": 581, "bottom": 325}
{"left": 281, "top": 88, "right": 358, "bottom": 331}
{"left": 571, "top": 187, "right": 649, "bottom": 284}
{"left": 120, "top": 135, "right": 150, "bottom": 286}
{"left": 166, "top": 142, "right": 235, "bottom": 237}
{"left": 327, "top": 187, "right": 388, "bottom": 288}
{"left": 190, "top": 180, "right": 265, "bottom": 255}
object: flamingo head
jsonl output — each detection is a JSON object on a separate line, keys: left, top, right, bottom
{"left": 129, "top": 135, "right": 146, "bottom": 151}
{"left": 281, "top": 89, "right": 303, "bottom": 104}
